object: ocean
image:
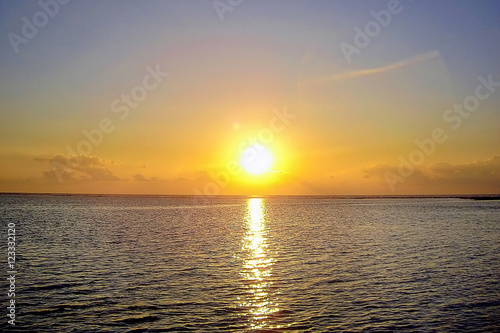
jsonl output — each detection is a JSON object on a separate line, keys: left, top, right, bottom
{"left": 1, "top": 194, "right": 499, "bottom": 332}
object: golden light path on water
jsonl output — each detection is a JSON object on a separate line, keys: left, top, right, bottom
{"left": 238, "top": 198, "right": 281, "bottom": 330}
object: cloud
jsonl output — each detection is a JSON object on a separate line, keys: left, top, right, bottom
{"left": 303, "top": 50, "right": 440, "bottom": 86}
{"left": 36, "top": 154, "right": 122, "bottom": 183}
{"left": 364, "top": 156, "right": 500, "bottom": 193}
{"left": 428, "top": 156, "right": 500, "bottom": 184}
{"left": 132, "top": 173, "right": 159, "bottom": 182}
{"left": 35, "top": 154, "right": 108, "bottom": 166}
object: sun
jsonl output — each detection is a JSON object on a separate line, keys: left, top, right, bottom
{"left": 240, "top": 144, "right": 273, "bottom": 175}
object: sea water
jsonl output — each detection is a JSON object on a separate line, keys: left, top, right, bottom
{"left": 1, "top": 195, "right": 499, "bottom": 332}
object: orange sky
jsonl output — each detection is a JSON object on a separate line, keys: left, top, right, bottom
{"left": 1, "top": 1, "right": 499, "bottom": 195}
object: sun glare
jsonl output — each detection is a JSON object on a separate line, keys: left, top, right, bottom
{"left": 240, "top": 144, "right": 273, "bottom": 175}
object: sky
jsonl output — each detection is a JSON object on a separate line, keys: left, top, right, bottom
{"left": 0, "top": 0, "right": 499, "bottom": 195}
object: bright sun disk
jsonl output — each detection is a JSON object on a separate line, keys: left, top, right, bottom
{"left": 240, "top": 144, "right": 273, "bottom": 175}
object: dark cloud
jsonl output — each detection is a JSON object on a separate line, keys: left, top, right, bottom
{"left": 364, "top": 156, "right": 500, "bottom": 193}
{"left": 36, "top": 154, "right": 122, "bottom": 183}
{"left": 429, "top": 156, "right": 500, "bottom": 183}
{"left": 132, "top": 174, "right": 159, "bottom": 182}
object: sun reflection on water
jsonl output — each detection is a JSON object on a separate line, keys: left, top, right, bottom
{"left": 238, "top": 198, "right": 281, "bottom": 330}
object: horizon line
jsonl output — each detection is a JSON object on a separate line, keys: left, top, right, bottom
{"left": 1, "top": 192, "right": 499, "bottom": 199}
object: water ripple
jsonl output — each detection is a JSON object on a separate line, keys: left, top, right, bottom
{"left": 0, "top": 195, "right": 499, "bottom": 332}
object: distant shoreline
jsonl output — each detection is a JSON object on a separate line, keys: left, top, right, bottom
{"left": 0, "top": 192, "right": 499, "bottom": 200}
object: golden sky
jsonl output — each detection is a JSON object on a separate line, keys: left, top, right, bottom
{"left": 1, "top": 1, "right": 499, "bottom": 195}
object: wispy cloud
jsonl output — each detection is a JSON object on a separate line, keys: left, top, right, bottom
{"left": 303, "top": 50, "right": 440, "bottom": 86}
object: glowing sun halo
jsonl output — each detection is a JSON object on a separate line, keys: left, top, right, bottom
{"left": 240, "top": 144, "right": 273, "bottom": 175}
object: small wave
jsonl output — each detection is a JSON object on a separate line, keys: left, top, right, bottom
{"left": 442, "top": 299, "right": 500, "bottom": 311}
{"left": 25, "top": 282, "right": 84, "bottom": 292}
{"left": 113, "top": 315, "right": 162, "bottom": 325}
{"left": 125, "top": 304, "right": 163, "bottom": 311}
{"left": 312, "top": 278, "right": 353, "bottom": 285}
